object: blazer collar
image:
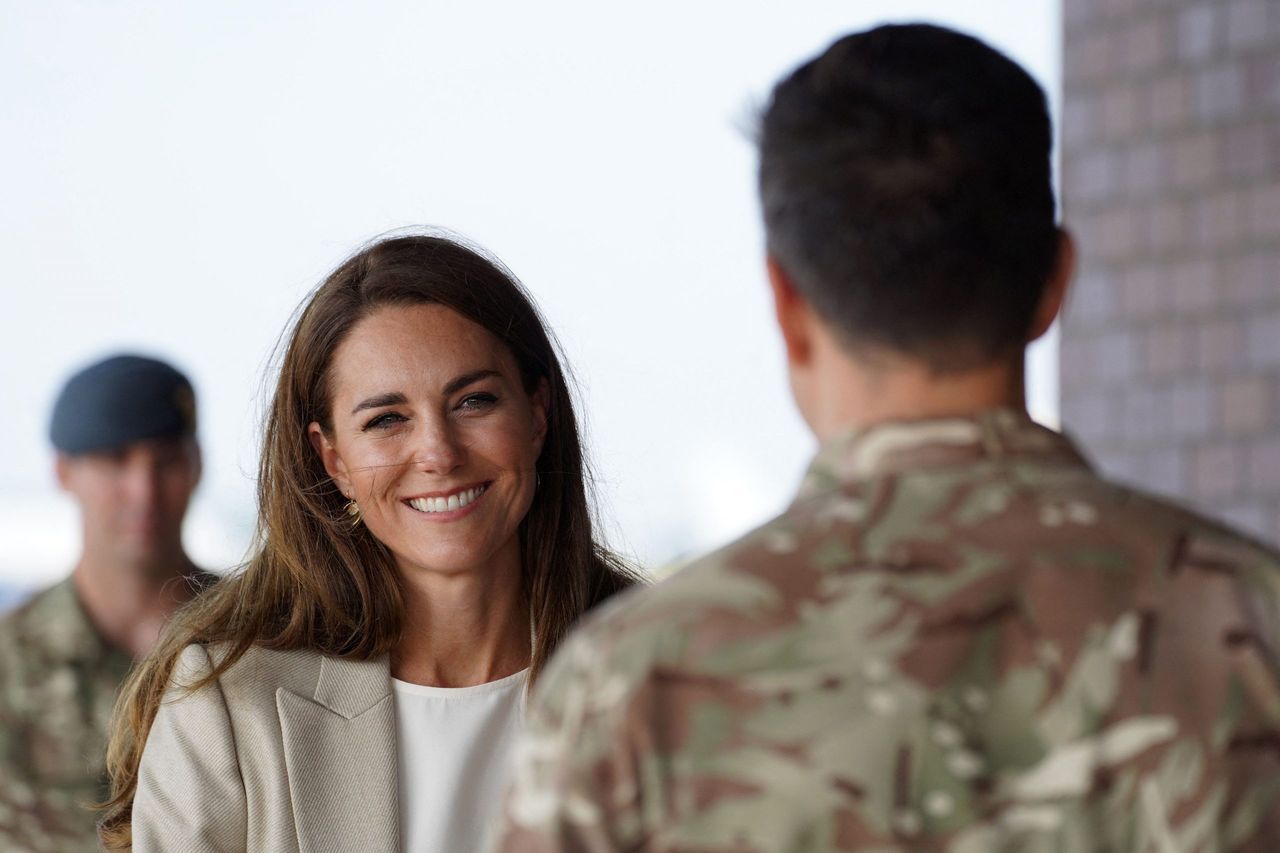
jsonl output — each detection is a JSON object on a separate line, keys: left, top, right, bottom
{"left": 313, "top": 653, "right": 394, "bottom": 718}
{"left": 277, "top": 654, "right": 399, "bottom": 853}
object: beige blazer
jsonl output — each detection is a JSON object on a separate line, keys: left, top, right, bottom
{"left": 133, "top": 644, "right": 400, "bottom": 852}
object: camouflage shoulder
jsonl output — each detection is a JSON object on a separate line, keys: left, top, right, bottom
{"left": 1047, "top": 475, "right": 1280, "bottom": 592}
{"left": 1160, "top": 498, "right": 1280, "bottom": 675}
{"left": 0, "top": 581, "right": 70, "bottom": 682}
{"left": 1100, "top": 480, "right": 1280, "bottom": 559}
{"left": 1112, "top": 482, "right": 1280, "bottom": 599}
{"left": 609, "top": 512, "right": 797, "bottom": 614}
{"left": 0, "top": 580, "right": 68, "bottom": 637}
{"left": 1178, "top": 507, "right": 1280, "bottom": 569}
{"left": 553, "top": 508, "right": 821, "bottom": 695}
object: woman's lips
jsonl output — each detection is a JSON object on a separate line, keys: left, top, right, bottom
{"left": 403, "top": 482, "right": 489, "bottom": 516}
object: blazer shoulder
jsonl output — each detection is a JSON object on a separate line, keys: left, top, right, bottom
{"left": 168, "top": 643, "right": 326, "bottom": 711}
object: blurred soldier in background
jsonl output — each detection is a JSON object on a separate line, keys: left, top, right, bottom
{"left": 0, "top": 354, "right": 211, "bottom": 851}
{"left": 495, "top": 24, "right": 1280, "bottom": 851}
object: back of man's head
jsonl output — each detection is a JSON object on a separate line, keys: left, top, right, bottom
{"left": 759, "top": 23, "right": 1059, "bottom": 372}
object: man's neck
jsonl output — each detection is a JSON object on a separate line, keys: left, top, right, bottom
{"left": 804, "top": 341, "right": 1027, "bottom": 443}
{"left": 72, "top": 547, "right": 200, "bottom": 658}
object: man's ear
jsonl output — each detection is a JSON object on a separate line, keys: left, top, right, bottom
{"left": 307, "top": 423, "right": 352, "bottom": 498}
{"left": 1028, "top": 229, "right": 1076, "bottom": 343}
{"left": 54, "top": 453, "right": 72, "bottom": 492}
{"left": 767, "top": 256, "right": 814, "bottom": 367}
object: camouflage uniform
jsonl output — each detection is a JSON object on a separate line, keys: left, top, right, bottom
{"left": 495, "top": 409, "right": 1280, "bottom": 851}
{"left": 0, "top": 578, "right": 132, "bottom": 852}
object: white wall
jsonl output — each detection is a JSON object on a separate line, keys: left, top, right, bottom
{"left": 0, "top": 0, "right": 1061, "bottom": 588}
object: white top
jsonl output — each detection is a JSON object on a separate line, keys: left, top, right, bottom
{"left": 392, "top": 669, "right": 528, "bottom": 853}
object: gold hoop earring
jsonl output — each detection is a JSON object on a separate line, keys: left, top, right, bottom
{"left": 344, "top": 499, "right": 362, "bottom": 526}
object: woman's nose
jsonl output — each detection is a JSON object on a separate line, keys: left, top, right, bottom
{"left": 413, "top": 416, "right": 466, "bottom": 474}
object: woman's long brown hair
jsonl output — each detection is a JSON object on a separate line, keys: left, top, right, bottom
{"left": 99, "top": 233, "right": 639, "bottom": 849}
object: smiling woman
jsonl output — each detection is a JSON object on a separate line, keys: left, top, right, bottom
{"left": 97, "top": 233, "right": 640, "bottom": 852}
{"left": 311, "top": 304, "right": 549, "bottom": 606}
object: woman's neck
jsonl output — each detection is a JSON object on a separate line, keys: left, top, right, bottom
{"left": 391, "top": 551, "right": 531, "bottom": 688}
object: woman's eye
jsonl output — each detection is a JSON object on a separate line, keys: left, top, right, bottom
{"left": 458, "top": 393, "right": 498, "bottom": 412}
{"left": 363, "top": 412, "right": 407, "bottom": 431}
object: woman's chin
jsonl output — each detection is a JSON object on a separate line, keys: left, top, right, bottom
{"left": 391, "top": 546, "right": 512, "bottom": 581}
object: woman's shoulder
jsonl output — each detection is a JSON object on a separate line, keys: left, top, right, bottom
{"left": 168, "top": 643, "right": 328, "bottom": 709}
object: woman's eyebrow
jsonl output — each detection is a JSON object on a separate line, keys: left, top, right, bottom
{"left": 349, "top": 370, "right": 499, "bottom": 415}
{"left": 443, "top": 369, "right": 499, "bottom": 396}
{"left": 351, "top": 392, "right": 408, "bottom": 415}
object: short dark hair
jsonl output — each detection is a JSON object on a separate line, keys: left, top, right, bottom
{"left": 759, "top": 23, "right": 1060, "bottom": 370}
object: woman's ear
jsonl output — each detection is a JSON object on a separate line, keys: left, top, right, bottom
{"left": 308, "top": 422, "right": 352, "bottom": 498}
{"left": 530, "top": 378, "right": 551, "bottom": 457}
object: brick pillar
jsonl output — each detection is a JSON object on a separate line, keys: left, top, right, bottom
{"left": 1059, "top": 0, "right": 1280, "bottom": 545}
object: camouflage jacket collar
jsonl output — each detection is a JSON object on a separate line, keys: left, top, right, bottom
{"left": 20, "top": 576, "right": 125, "bottom": 666}
{"left": 797, "top": 407, "right": 1090, "bottom": 498}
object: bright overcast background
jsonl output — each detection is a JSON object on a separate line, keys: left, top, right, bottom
{"left": 1, "top": 0, "right": 1061, "bottom": 593}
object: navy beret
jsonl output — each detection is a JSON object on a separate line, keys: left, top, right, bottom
{"left": 49, "top": 354, "right": 197, "bottom": 454}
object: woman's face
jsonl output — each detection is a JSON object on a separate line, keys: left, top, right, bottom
{"left": 309, "top": 303, "right": 548, "bottom": 579}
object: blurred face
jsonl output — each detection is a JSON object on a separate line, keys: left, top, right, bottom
{"left": 56, "top": 436, "right": 201, "bottom": 565}
{"left": 309, "top": 304, "right": 548, "bottom": 580}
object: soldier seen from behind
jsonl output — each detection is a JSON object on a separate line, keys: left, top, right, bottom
{"left": 0, "top": 354, "right": 212, "bottom": 852}
{"left": 494, "top": 24, "right": 1280, "bottom": 851}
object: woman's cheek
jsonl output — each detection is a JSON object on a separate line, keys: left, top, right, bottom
{"left": 349, "top": 444, "right": 402, "bottom": 498}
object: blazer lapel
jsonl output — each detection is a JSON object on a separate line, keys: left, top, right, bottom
{"left": 277, "top": 655, "right": 400, "bottom": 853}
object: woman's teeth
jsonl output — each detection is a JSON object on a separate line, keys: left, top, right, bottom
{"left": 408, "top": 485, "right": 487, "bottom": 514}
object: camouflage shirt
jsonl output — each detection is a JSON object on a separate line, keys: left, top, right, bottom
{"left": 495, "top": 409, "right": 1280, "bottom": 852}
{"left": 0, "top": 577, "right": 132, "bottom": 852}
